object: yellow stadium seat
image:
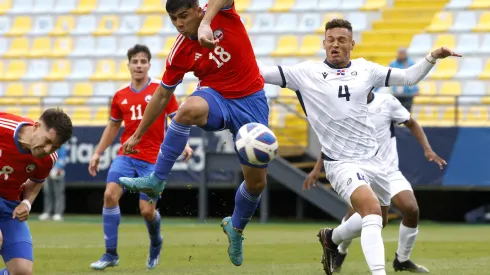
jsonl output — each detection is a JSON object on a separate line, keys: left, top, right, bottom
{"left": 27, "top": 83, "right": 47, "bottom": 96}
{"left": 5, "top": 107, "right": 22, "bottom": 116}
{"left": 271, "top": 35, "right": 298, "bottom": 57}
{"left": 71, "top": 107, "right": 92, "bottom": 124}
{"left": 432, "top": 34, "right": 456, "bottom": 50}
{"left": 95, "top": 106, "right": 109, "bottom": 121}
{"left": 3, "top": 37, "right": 29, "bottom": 58}
{"left": 93, "top": 16, "right": 119, "bottom": 36}
{"left": 413, "top": 96, "right": 432, "bottom": 105}
{"left": 72, "top": 0, "right": 96, "bottom": 14}
{"left": 50, "top": 16, "right": 75, "bottom": 36}
{"left": 298, "top": 35, "right": 322, "bottom": 56}
{"left": 65, "top": 97, "right": 88, "bottom": 105}
{"left": 240, "top": 14, "right": 252, "bottom": 31}
{"left": 418, "top": 81, "right": 437, "bottom": 95}
{"left": 430, "top": 59, "right": 458, "bottom": 80}
{"left": 316, "top": 13, "right": 343, "bottom": 33}
{"left": 28, "top": 37, "right": 51, "bottom": 58}
{"left": 439, "top": 81, "right": 461, "bottom": 96}
{"left": 45, "top": 60, "right": 71, "bottom": 81}
{"left": 51, "top": 37, "right": 73, "bottom": 57}
{"left": 5, "top": 82, "right": 25, "bottom": 96}
{"left": 185, "top": 82, "right": 198, "bottom": 96}
{"left": 417, "top": 106, "right": 439, "bottom": 122}
{"left": 269, "top": 0, "right": 295, "bottom": 12}
{"left": 234, "top": 0, "right": 251, "bottom": 12}
{"left": 474, "top": 11, "right": 490, "bottom": 32}
{"left": 6, "top": 16, "right": 32, "bottom": 36}
{"left": 361, "top": 0, "right": 387, "bottom": 11}
{"left": 19, "top": 98, "right": 40, "bottom": 105}
{"left": 469, "top": 0, "right": 490, "bottom": 9}
{"left": 426, "top": 12, "right": 453, "bottom": 32}
{"left": 137, "top": 16, "right": 163, "bottom": 36}
{"left": 4, "top": 61, "right": 27, "bottom": 81}
{"left": 72, "top": 82, "right": 94, "bottom": 97}
{"left": 137, "top": 0, "right": 166, "bottom": 14}
{"left": 26, "top": 107, "right": 41, "bottom": 119}
{"left": 442, "top": 106, "right": 462, "bottom": 125}
{"left": 158, "top": 36, "right": 177, "bottom": 57}
{"left": 479, "top": 60, "right": 490, "bottom": 80}
{"left": 0, "top": 0, "right": 11, "bottom": 14}
{"left": 467, "top": 106, "right": 489, "bottom": 121}
{"left": 90, "top": 59, "right": 116, "bottom": 81}
{"left": 279, "top": 88, "right": 297, "bottom": 104}
{"left": 116, "top": 61, "right": 130, "bottom": 81}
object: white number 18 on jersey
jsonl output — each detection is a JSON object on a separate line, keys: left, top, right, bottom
{"left": 209, "top": 46, "right": 231, "bottom": 68}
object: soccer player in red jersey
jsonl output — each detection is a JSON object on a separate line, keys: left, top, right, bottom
{"left": 119, "top": 0, "right": 269, "bottom": 266}
{"left": 0, "top": 109, "right": 72, "bottom": 275}
{"left": 88, "top": 44, "right": 193, "bottom": 271}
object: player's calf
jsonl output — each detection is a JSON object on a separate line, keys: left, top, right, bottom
{"left": 5, "top": 258, "right": 33, "bottom": 275}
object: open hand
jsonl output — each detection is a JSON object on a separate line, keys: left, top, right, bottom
{"left": 431, "top": 47, "right": 462, "bottom": 59}
{"left": 425, "top": 150, "right": 447, "bottom": 170}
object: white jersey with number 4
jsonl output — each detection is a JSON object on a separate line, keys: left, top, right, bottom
{"left": 367, "top": 93, "right": 411, "bottom": 174}
{"left": 279, "top": 58, "right": 394, "bottom": 161}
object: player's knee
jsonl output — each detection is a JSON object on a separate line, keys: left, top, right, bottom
{"left": 402, "top": 202, "right": 420, "bottom": 222}
{"left": 140, "top": 205, "right": 155, "bottom": 221}
{"left": 104, "top": 187, "right": 121, "bottom": 206}
{"left": 175, "top": 97, "right": 208, "bottom": 125}
{"left": 9, "top": 266, "right": 32, "bottom": 275}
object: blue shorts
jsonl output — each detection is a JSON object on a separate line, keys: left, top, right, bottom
{"left": 191, "top": 87, "right": 269, "bottom": 168}
{"left": 0, "top": 197, "right": 33, "bottom": 263}
{"left": 107, "top": 156, "right": 155, "bottom": 202}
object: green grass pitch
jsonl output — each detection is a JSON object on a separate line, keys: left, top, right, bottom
{"left": 1, "top": 216, "right": 489, "bottom": 274}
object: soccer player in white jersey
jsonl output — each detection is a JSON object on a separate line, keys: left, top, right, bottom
{"left": 258, "top": 18, "right": 461, "bottom": 275}
{"left": 304, "top": 91, "right": 447, "bottom": 273}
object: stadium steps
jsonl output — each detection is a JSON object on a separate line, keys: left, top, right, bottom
{"left": 355, "top": 0, "right": 450, "bottom": 63}
{"left": 268, "top": 156, "right": 347, "bottom": 220}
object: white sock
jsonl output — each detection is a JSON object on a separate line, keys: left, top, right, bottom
{"left": 361, "top": 214, "right": 386, "bottom": 275}
{"left": 332, "top": 213, "right": 362, "bottom": 245}
{"left": 396, "top": 223, "right": 419, "bottom": 262}
{"left": 338, "top": 217, "right": 353, "bottom": 254}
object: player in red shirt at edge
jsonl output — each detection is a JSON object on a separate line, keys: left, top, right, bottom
{"left": 88, "top": 44, "right": 193, "bottom": 271}
{"left": 119, "top": 0, "right": 268, "bottom": 267}
{"left": 0, "top": 109, "right": 72, "bottom": 275}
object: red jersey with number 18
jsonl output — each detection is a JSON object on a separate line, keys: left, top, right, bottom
{"left": 0, "top": 113, "right": 57, "bottom": 201}
{"left": 161, "top": 2, "right": 264, "bottom": 99}
{"left": 110, "top": 79, "right": 179, "bottom": 164}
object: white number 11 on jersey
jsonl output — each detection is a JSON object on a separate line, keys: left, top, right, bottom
{"left": 130, "top": 104, "right": 143, "bottom": 120}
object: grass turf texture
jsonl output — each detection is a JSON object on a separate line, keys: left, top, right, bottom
{"left": 1, "top": 216, "right": 489, "bottom": 274}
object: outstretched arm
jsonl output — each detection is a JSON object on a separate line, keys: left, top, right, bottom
{"left": 387, "top": 47, "right": 461, "bottom": 87}
{"left": 403, "top": 118, "right": 447, "bottom": 170}
{"left": 257, "top": 61, "right": 286, "bottom": 87}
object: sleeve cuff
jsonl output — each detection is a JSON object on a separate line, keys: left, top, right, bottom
{"left": 110, "top": 117, "right": 122, "bottom": 122}
{"left": 161, "top": 80, "right": 182, "bottom": 89}
{"left": 29, "top": 178, "right": 45, "bottom": 183}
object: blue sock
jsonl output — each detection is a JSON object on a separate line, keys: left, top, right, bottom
{"left": 154, "top": 120, "right": 191, "bottom": 181}
{"left": 231, "top": 182, "right": 261, "bottom": 231}
{"left": 145, "top": 210, "right": 162, "bottom": 246}
{"left": 0, "top": 268, "right": 9, "bottom": 274}
{"left": 103, "top": 206, "right": 120, "bottom": 256}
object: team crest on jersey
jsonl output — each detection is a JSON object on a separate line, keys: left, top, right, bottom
{"left": 337, "top": 69, "right": 345, "bottom": 76}
{"left": 351, "top": 71, "right": 357, "bottom": 76}
{"left": 145, "top": 95, "right": 152, "bottom": 103}
{"left": 213, "top": 29, "right": 224, "bottom": 40}
{"left": 25, "top": 164, "right": 36, "bottom": 173}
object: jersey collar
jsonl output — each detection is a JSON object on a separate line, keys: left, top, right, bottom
{"left": 130, "top": 77, "right": 152, "bottom": 93}
{"left": 324, "top": 59, "right": 352, "bottom": 69}
{"left": 14, "top": 122, "right": 32, "bottom": 154}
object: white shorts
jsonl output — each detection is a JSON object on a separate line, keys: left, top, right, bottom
{"left": 324, "top": 156, "right": 391, "bottom": 207}
{"left": 388, "top": 170, "right": 413, "bottom": 198}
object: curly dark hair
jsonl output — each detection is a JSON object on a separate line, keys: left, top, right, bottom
{"left": 325, "top": 18, "right": 353, "bottom": 33}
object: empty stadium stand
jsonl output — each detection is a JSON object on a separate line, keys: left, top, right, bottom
{"left": 0, "top": 0, "right": 488, "bottom": 151}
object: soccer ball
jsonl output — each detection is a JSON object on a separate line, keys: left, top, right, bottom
{"left": 235, "top": 123, "right": 278, "bottom": 165}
